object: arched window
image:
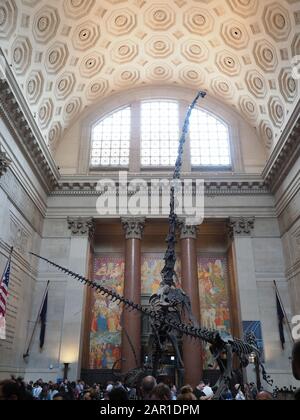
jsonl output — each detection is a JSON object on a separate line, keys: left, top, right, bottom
{"left": 141, "top": 101, "right": 179, "bottom": 167}
{"left": 90, "top": 107, "right": 131, "bottom": 167}
{"left": 89, "top": 100, "right": 232, "bottom": 169}
{"left": 189, "top": 109, "right": 231, "bottom": 167}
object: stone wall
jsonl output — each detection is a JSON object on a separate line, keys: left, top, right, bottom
{"left": 0, "top": 119, "right": 45, "bottom": 380}
{"left": 276, "top": 154, "right": 300, "bottom": 325}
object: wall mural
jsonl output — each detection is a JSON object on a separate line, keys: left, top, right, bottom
{"left": 90, "top": 254, "right": 230, "bottom": 370}
{"left": 141, "top": 254, "right": 231, "bottom": 369}
{"left": 89, "top": 256, "right": 124, "bottom": 370}
{"left": 141, "top": 254, "right": 181, "bottom": 296}
{"left": 198, "top": 257, "right": 231, "bottom": 368}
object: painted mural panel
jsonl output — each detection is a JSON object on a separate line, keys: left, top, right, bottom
{"left": 141, "top": 254, "right": 181, "bottom": 295}
{"left": 89, "top": 256, "right": 124, "bottom": 370}
{"left": 198, "top": 256, "right": 231, "bottom": 368}
{"left": 141, "top": 254, "right": 231, "bottom": 369}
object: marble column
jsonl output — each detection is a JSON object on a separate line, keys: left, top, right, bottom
{"left": 227, "top": 217, "right": 257, "bottom": 322}
{"left": 180, "top": 223, "right": 203, "bottom": 388}
{"left": 59, "top": 217, "right": 94, "bottom": 381}
{"left": 121, "top": 218, "right": 145, "bottom": 374}
{"left": 227, "top": 217, "right": 258, "bottom": 383}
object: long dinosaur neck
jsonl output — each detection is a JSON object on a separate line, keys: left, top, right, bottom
{"left": 161, "top": 91, "right": 206, "bottom": 287}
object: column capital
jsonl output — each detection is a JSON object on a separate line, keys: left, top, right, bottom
{"left": 0, "top": 146, "right": 11, "bottom": 178}
{"left": 67, "top": 217, "right": 95, "bottom": 239}
{"left": 121, "top": 217, "right": 145, "bottom": 240}
{"left": 227, "top": 217, "right": 255, "bottom": 239}
{"left": 179, "top": 221, "right": 198, "bottom": 240}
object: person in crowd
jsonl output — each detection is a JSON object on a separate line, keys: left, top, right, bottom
{"left": 0, "top": 378, "right": 33, "bottom": 400}
{"left": 202, "top": 382, "right": 214, "bottom": 400}
{"left": 193, "top": 381, "right": 206, "bottom": 400}
{"left": 108, "top": 384, "right": 129, "bottom": 401}
{"left": 32, "top": 382, "right": 42, "bottom": 399}
{"left": 151, "top": 383, "right": 172, "bottom": 400}
{"left": 235, "top": 384, "right": 246, "bottom": 401}
{"left": 170, "top": 384, "right": 177, "bottom": 400}
{"left": 292, "top": 341, "right": 300, "bottom": 400}
{"left": 292, "top": 341, "right": 300, "bottom": 380}
{"left": 220, "top": 385, "right": 233, "bottom": 400}
{"left": 52, "top": 392, "right": 65, "bottom": 400}
{"left": 256, "top": 391, "right": 273, "bottom": 400}
{"left": 177, "top": 385, "right": 197, "bottom": 401}
{"left": 48, "top": 383, "right": 59, "bottom": 400}
{"left": 141, "top": 376, "right": 157, "bottom": 400}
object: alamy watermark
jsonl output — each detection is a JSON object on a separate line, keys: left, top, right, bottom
{"left": 292, "top": 316, "right": 300, "bottom": 341}
{"left": 95, "top": 172, "right": 204, "bottom": 226}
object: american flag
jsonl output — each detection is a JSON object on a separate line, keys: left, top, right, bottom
{"left": 0, "top": 259, "right": 11, "bottom": 340}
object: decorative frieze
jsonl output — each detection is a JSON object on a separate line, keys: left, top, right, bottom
{"left": 67, "top": 217, "right": 95, "bottom": 238}
{"left": 0, "top": 72, "right": 59, "bottom": 192}
{"left": 227, "top": 217, "right": 255, "bottom": 238}
{"left": 121, "top": 217, "right": 145, "bottom": 240}
{"left": 0, "top": 146, "right": 11, "bottom": 177}
{"left": 263, "top": 101, "right": 300, "bottom": 191}
{"left": 51, "top": 178, "right": 270, "bottom": 197}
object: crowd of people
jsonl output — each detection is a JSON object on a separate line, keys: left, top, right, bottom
{"left": 0, "top": 341, "right": 299, "bottom": 401}
{"left": 0, "top": 376, "right": 273, "bottom": 401}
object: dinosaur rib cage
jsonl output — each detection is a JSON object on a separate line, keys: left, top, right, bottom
{"left": 31, "top": 252, "right": 260, "bottom": 358}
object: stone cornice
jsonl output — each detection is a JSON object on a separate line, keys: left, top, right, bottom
{"left": 0, "top": 145, "right": 11, "bottom": 177}
{"left": 51, "top": 174, "right": 270, "bottom": 197}
{"left": 0, "top": 50, "right": 59, "bottom": 192}
{"left": 262, "top": 99, "right": 300, "bottom": 192}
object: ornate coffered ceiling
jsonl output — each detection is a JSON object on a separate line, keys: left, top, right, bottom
{"left": 0, "top": 0, "right": 299, "bottom": 154}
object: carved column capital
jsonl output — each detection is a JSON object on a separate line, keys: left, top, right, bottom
{"left": 0, "top": 146, "right": 11, "bottom": 178}
{"left": 67, "top": 217, "right": 95, "bottom": 239}
{"left": 121, "top": 217, "right": 145, "bottom": 240}
{"left": 227, "top": 217, "right": 255, "bottom": 239}
{"left": 179, "top": 221, "right": 198, "bottom": 240}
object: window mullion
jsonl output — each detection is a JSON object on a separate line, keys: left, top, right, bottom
{"left": 130, "top": 101, "right": 141, "bottom": 173}
{"left": 180, "top": 101, "right": 191, "bottom": 173}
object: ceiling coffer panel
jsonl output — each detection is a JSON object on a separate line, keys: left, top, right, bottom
{"left": 0, "top": 0, "right": 299, "bottom": 153}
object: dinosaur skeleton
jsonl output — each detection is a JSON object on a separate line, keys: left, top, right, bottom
{"left": 30, "top": 91, "right": 273, "bottom": 397}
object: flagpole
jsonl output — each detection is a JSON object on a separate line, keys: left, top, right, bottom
{"left": 273, "top": 280, "right": 295, "bottom": 344}
{"left": 23, "top": 280, "right": 50, "bottom": 360}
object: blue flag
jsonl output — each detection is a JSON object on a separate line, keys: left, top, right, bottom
{"left": 276, "top": 291, "right": 285, "bottom": 350}
{"left": 39, "top": 291, "right": 48, "bottom": 349}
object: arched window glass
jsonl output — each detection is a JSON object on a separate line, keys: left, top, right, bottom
{"left": 89, "top": 101, "right": 232, "bottom": 169}
{"left": 141, "top": 101, "right": 179, "bottom": 167}
{"left": 189, "top": 109, "right": 231, "bottom": 167}
{"left": 90, "top": 107, "right": 131, "bottom": 167}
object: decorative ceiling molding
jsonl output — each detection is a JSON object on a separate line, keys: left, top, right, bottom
{"left": 0, "top": 145, "right": 12, "bottom": 177}
{"left": 0, "top": 0, "right": 299, "bottom": 153}
{"left": 262, "top": 98, "right": 300, "bottom": 192}
{"left": 0, "top": 50, "right": 59, "bottom": 191}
